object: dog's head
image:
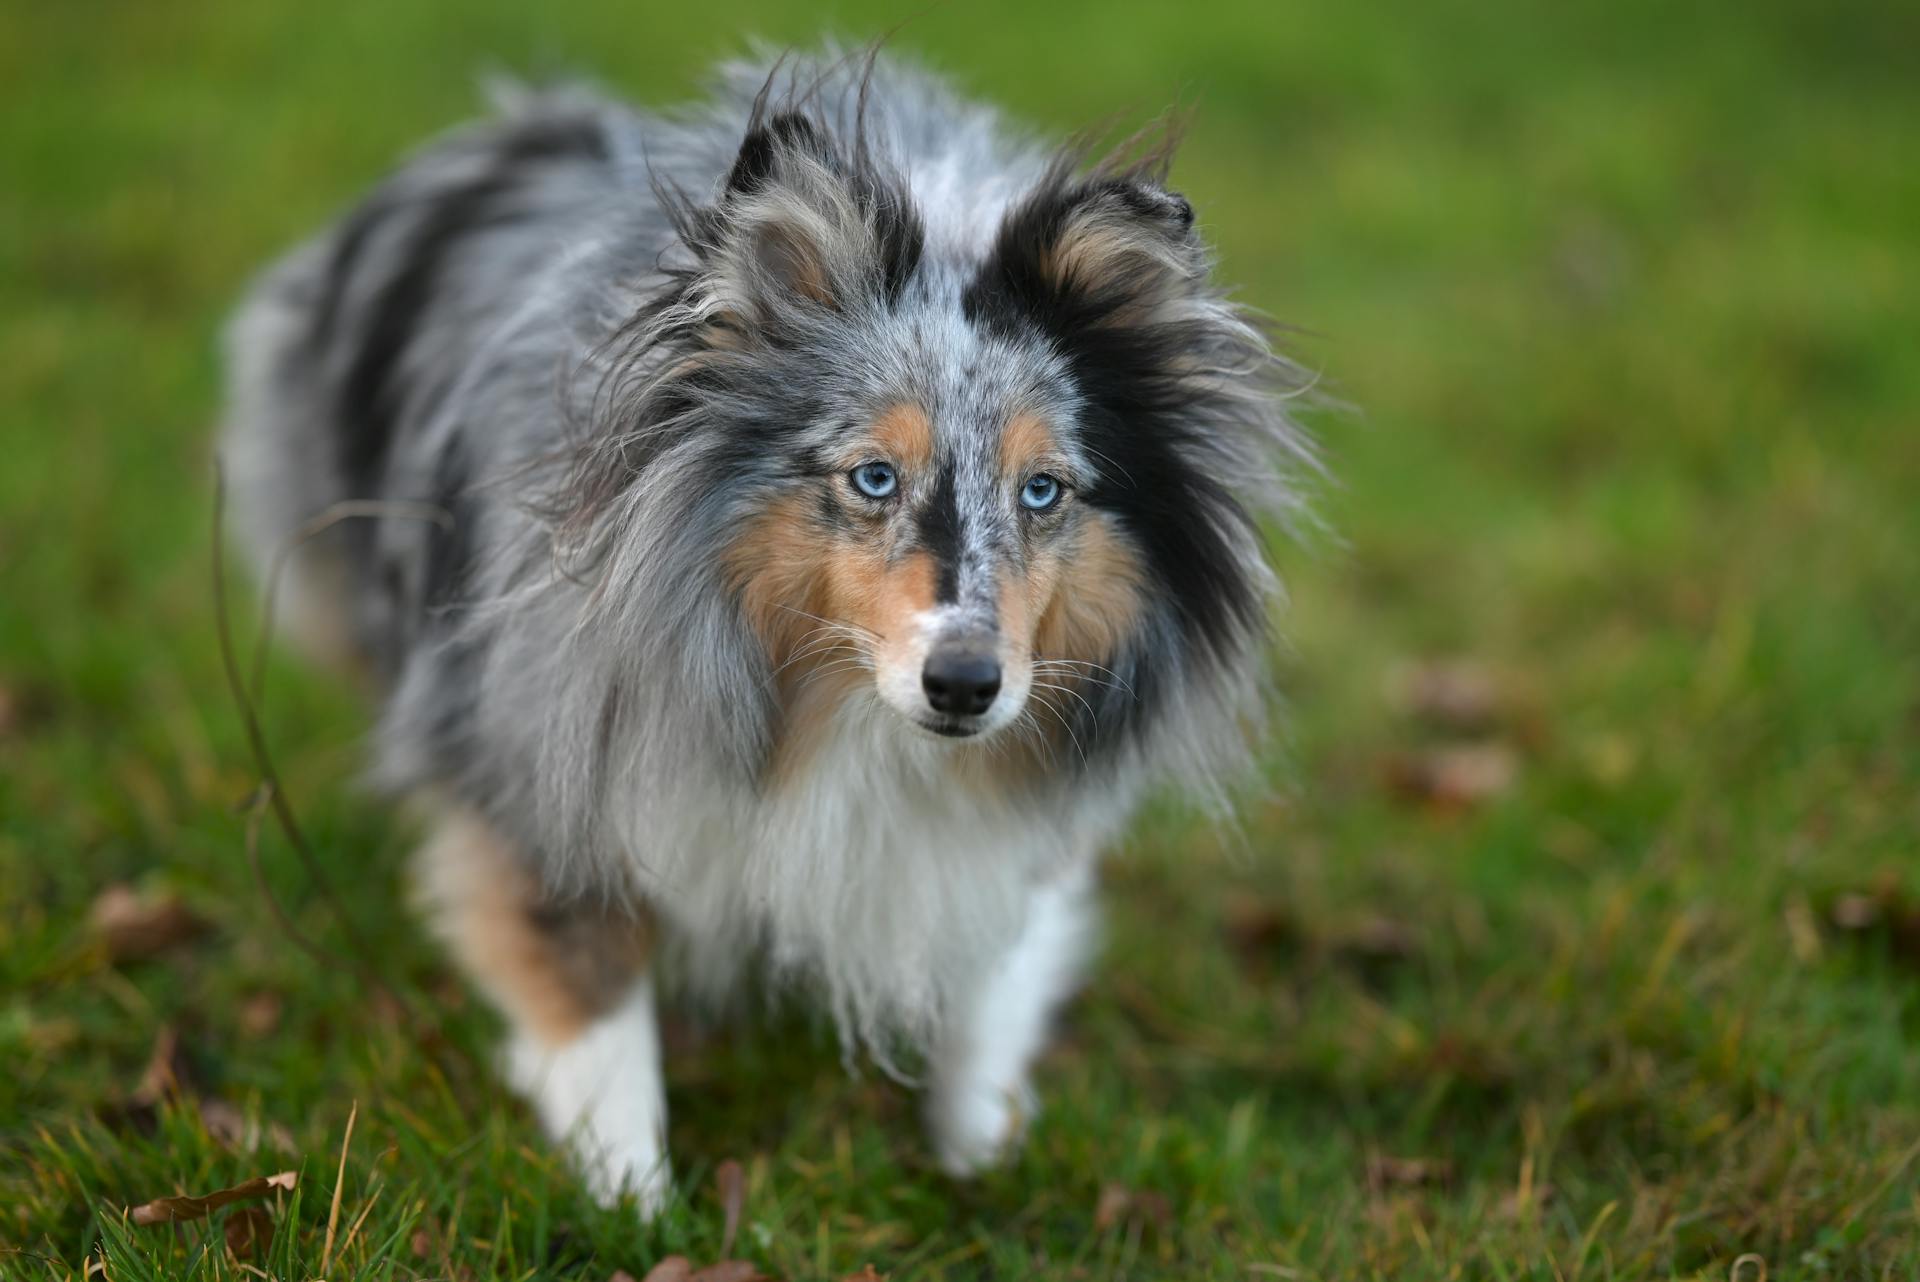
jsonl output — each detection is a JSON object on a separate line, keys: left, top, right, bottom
{"left": 571, "top": 97, "right": 1311, "bottom": 776}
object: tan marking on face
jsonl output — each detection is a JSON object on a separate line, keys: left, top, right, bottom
{"left": 767, "top": 547, "right": 937, "bottom": 784}
{"left": 728, "top": 487, "right": 953, "bottom": 780}
{"left": 725, "top": 493, "right": 833, "bottom": 668}
{"left": 415, "top": 808, "right": 652, "bottom": 1046}
{"left": 870, "top": 402, "right": 935, "bottom": 473}
{"left": 947, "top": 514, "right": 1146, "bottom": 784}
{"left": 999, "top": 410, "right": 1058, "bottom": 480}
{"left": 1032, "top": 515, "right": 1144, "bottom": 664}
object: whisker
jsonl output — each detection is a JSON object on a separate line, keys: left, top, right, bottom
{"left": 1030, "top": 679, "right": 1098, "bottom": 727}
{"left": 1026, "top": 689, "right": 1087, "bottom": 766}
{"left": 773, "top": 603, "right": 883, "bottom": 645}
{"left": 1031, "top": 657, "right": 1136, "bottom": 697}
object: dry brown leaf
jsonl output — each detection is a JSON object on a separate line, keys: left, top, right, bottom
{"left": 1830, "top": 892, "right": 1880, "bottom": 931}
{"left": 1384, "top": 743, "right": 1517, "bottom": 812}
{"left": 715, "top": 1158, "right": 745, "bottom": 1257}
{"left": 609, "top": 1273, "right": 640, "bottom": 1282}
{"left": 198, "top": 1098, "right": 294, "bottom": 1154}
{"left": 91, "top": 885, "right": 209, "bottom": 961}
{"left": 1365, "top": 1154, "right": 1454, "bottom": 1193}
{"left": 640, "top": 1259, "right": 694, "bottom": 1282}
{"left": 1826, "top": 881, "right": 1920, "bottom": 969}
{"left": 239, "top": 992, "right": 284, "bottom": 1037}
{"left": 1338, "top": 914, "right": 1420, "bottom": 962}
{"left": 1365, "top": 1190, "right": 1436, "bottom": 1231}
{"left": 128, "top": 1171, "right": 296, "bottom": 1225}
{"left": 840, "top": 1269, "right": 885, "bottom": 1282}
{"left": 223, "top": 1205, "right": 274, "bottom": 1259}
{"left": 1393, "top": 659, "right": 1502, "bottom": 731}
{"left": 0, "top": 679, "right": 52, "bottom": 741}
{"left": 688, "top": 1263, "right": 769, "bottom": 1282}
{"left": 1093, "top": 1183, "right": 1172, "bottom": 1232}
{"left": 1221, "top": 894, "right": 1295, "bottom": 961}
{"left": 1496, "top": 1180, "right": 1556, "bottom": 1221}
{"left": 133, "top": 1025, "right": 190, "bottom": 1103}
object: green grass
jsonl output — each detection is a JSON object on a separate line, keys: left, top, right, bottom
{"left": 4, "top": 0, "right": 1918, "bottom": 1276}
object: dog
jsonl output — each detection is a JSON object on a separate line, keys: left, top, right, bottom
{"left": 220, "top": 47, "right": 1315, "bottom": 1215}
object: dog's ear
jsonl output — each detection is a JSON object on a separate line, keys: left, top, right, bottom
{"left": 701, "top": 112, "right": 918, "bottom": 320}
{"left": 969, "top": 172, "right": 1204, "bottom": 335}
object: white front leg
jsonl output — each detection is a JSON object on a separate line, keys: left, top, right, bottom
{"left": 503, "top": 976, "right": 672, "bottom": 1216}
{"left": 925, "top": 870, "right": 1095, "bottom": 1176}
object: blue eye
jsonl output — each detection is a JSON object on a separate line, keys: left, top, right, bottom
{"left": 1020, "top": 473, "right": 1062, "bottom": 511}
{"left": 851, "top": 461, "right": 898, "bottom": 499}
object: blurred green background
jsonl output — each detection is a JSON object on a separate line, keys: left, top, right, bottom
{"left": 3, "top": 1, "right": 1917, "bottom": 1277}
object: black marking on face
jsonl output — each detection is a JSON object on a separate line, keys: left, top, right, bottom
{"left": 918, "top": 460, "right": 964, "bottom": 603}
{"left": 962, "top": 172, "right": 1262, "bottom": 674}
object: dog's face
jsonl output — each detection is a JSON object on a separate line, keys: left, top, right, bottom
{"left": 588, "top": 109, "right": 1294, "bottom": 768}
{"left": 729, "top": 394, "right": 1146, "bottom": 744}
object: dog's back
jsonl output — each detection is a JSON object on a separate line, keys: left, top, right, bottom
{"left": 220, "top": 89, "right": 637, "bottom": 678}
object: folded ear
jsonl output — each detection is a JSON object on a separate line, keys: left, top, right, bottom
{"left": 969, "top": 169, "right": 1205, "bottom": 334}
{"left": 695, "top": 111, "right": 922, "bottom": 324}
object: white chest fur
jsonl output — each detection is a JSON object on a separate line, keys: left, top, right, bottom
{"left": 614, "top": 702, "right": 1125, "bottom": 1054}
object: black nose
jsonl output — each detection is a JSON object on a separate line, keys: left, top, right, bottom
{"left": 922, "top": 648, "right": 1001, "bottom": 717}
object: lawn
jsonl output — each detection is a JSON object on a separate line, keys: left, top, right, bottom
{"left": 3, "top": 0, "right": 1918, "bottom": 1277}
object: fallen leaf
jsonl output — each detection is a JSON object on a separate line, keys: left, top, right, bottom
{"left": 715, "top": 1158, "right": 745, "bottom": 1257}
{"left": 129, "top": 1171, "right": 296, "bottom": 1225}
{"left": 840, "top": 1269, "right": 886, "bottom": 1282}
{"left": 1221, "top": 894, "right": 1296, "bottom": 962}
{"left": 1393, "top": 660, "right": 1502, "bottom": 731}
{"left": 1384, "top": 743, "right": 1517, "bottom": 812}
{"left": 688, "top": 1263, "right": 769, "bottom": 1282}
{"left": 1496, "top": 1180, "right": 1555, "bottom": 1221}
{"left": 198, "top": 1098, "right": 294, "bottom": 1154}
{"left": 1365, "top": 1190, "right": 1436, "bottom": 1231}
{"left": 224, "top": 1205, "right": 274, "bottom": 1259}
{"left": 90, "top": 885, "right": 209, "bottom": 961}
{"left": 239, "top": 992, "right": 284, "bottom": 1037}
{"left": 1826, "top": 881, "right": 1920, "bottom": 969}
{"left": 134, "top": 1025, "right": 191, "bottom": 1103}
{"left": 1337, "top": 914, "right": 1420, "bottom": 963}
{"left": 1830, "top": 892, "right": 1879, "bottom": 931}
{"left": 1093, "top": 1183, "right": 1171, "bottom": 1232}
{"left": 640, "top": 1259, "right": 693, "bottom": 1282}
{"left": 1365, "top": 1154, "right": 1454, "bottom": 1193}
{"left": 0, "top": 678, "right": 54, "bottom": 742}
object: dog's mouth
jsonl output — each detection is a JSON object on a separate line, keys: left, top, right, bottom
{"left": 920, "top": 716, "right": 984, "bottom": 739}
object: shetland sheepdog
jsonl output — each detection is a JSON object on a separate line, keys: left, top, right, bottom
{"left": 221, "top": 48, "right": 1315, "bottom": 1214}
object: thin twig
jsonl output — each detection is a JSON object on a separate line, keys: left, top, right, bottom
{"left": 210, "top": 466, "right": 424, "bottom": 1025}
{"left": 249, "top": 498, "right": 452, "bottom": 710}
{"left": 241, "top": 782, "right": 359, "bottom": 980}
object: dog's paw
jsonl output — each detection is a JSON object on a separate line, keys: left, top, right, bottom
{"left": 926, "top": 1077, "right": 1036, "bottom": 1178}
{"left": 501, "top": 1026, "right": 672, "bottom": 1219}
{"left": 572, "top": 1133, "right": 673, "bottom": 1220}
